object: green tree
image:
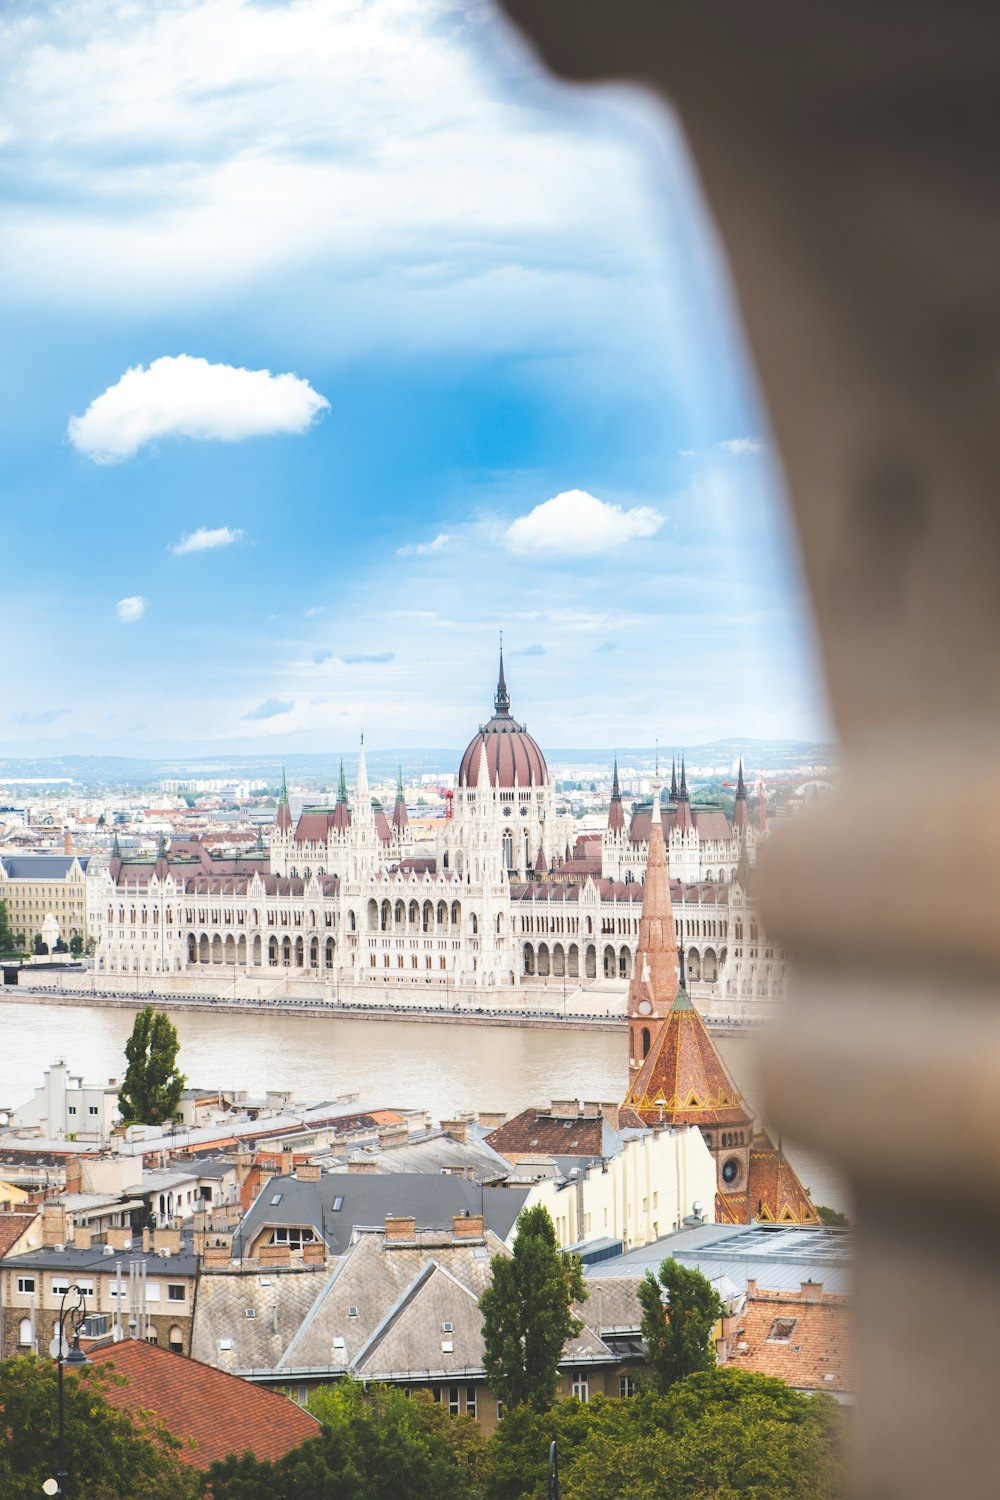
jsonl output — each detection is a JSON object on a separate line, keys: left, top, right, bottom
{"left": 0, "top": 898, "right": 16, "bottom": 955}
{"left": 118, "top": 1005, "right": 186, "bottom": 1125}
{"left": 207, "top": 1381, "right": 485, "bottom": 1500}
{"left": 0, "top": 1354, "right": 198, "bottom": 1500}
{"left": 69, "top": 933, "right": 84, "bottom": 956}
{"left": 479, "top": 1204, "right": 586, "bottom": 1413}
{"left": 638, "top": 1257, "right": 723, "bottom": 1393}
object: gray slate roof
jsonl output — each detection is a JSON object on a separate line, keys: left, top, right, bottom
{"left": 0, "top": 856, "right": 89, "bottom": 878}
{"left": 191, "top": 1264, "right": 330, "bottom": 1371}
{"left": 235, "top": 1172, "right": 529, "bottom": 1259}
{"left": 585, "top": 1223, "right": 852, "bottom": 1297}
{"left": 330, "top": 1132, "right": 511, "bottom": 1186}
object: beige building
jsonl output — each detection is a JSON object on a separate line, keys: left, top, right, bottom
{"left": 0, "top": 854, "right": 90, "bottom": 949}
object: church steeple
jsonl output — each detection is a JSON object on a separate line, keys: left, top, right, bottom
{"left": 674, "top": 755, "right": 693, "bottom": 833}
{"left": 392, "top": 765, "right": 409, "bottom": 834}
{"left": 626, "top": 779, "right": 679, "bottom": 1082}
{"left": 607, "top": 758, "right": 625, "bottom": 833}
{"left": 669, "top": 756, "right": 678, "bottom": 802}
{"left": 337, "top": 759, "right": 348, "bottom": 806}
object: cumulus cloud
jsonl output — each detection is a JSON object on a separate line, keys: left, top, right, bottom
{"left": 68, "top": 354, "right": 329, "bottom": 463}
{"left": 241, "top": 697, "right": 293, "bottom": 720}
{"left": 504, "top": 490, "right": 663, "bottom": 557}
{"left": 341, "top": 652, "right": 394, "bottom": 665}
{"left": 679, "top": 448, "right": 696, "bottom": 458}
{"left": 116, "top": 596, "right": 146, "bottom": 622}
{"left": 170, "top": 525, "right": 244, "bottom": 556}
{"left": 720, "top": 437, "right": 766, "bottom": 457}
{"left": 396, "top": 533, "right": 452, "bottom": 557}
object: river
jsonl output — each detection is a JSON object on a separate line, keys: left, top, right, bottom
{"left": 0, "top": 999, "right": 848, "bottom": 1213}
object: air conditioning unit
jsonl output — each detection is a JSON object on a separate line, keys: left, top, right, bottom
{"left": 102, "top": 1244, "right": 115, "bottom": 1257}
{"left": 53, "top": 1243, "right": 65, "bottom": 1254}
{"left": 158, "top": 1248, "right": 171, "bottom": 1258}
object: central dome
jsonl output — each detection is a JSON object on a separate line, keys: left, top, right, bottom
{"left": 458, "top": 653, "right": 548, "bottom": 789}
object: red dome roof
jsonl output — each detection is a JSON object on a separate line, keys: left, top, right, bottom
{"left": 458, "top": 654, "right": 548, "bottom": 789}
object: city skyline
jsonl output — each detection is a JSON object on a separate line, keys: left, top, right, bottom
{"left": 1, "top": 0, "right": 829, "bottom": 757}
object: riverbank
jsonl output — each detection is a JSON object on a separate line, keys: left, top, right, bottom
{"left": 0, "top": 985, "right": 761, "bottom": 1036}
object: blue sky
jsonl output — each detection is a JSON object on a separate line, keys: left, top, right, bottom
{"left": 0, "top": 0, "right": 829, "bottom": 757}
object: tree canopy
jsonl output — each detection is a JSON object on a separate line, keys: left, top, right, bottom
{"left": 638, "top": 1256, "right": 724, "bottom": 1393}
{"left": 117, "top": 1005, "right": 186, "bottom": 1125}
{"left": 479, "top": 1204, "right": 586, "bottom": 1413}
{"left": 0, "top": 898, "right": 16, "bottom": 955}
{"left": 0, "top": 1355, "right": 198, "bottom": 1500}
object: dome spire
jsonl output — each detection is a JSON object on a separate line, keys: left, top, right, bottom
{"left": 494, "top": 635, "right": 511, "bottom": 716}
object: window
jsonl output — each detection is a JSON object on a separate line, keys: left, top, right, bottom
{"left": 449, "top": 1385, "right": 461, "bottom": 1416}
{"left": 169, "top": 1325, "right": 184, "bottom": 1354}
{"left": 465, "top": 1384, "right": 477, "bottom": 1418}
{"left": 88, "top": 1105, "right": 99, "bottom": 1116}
{"left": 51, "top": 1280, "right": 71, "bottom": 1297}
{"left": 16, "top": 1277, "right": 35, "bottom": 1294}
{"left": 145, "top": 1282, "right": 161, "bottom": 1302}
{"left": 273, "top": 1226, "right": 314, "bottom": 1249}
{"left": 67, "top": 1106, "right": 76, "bottom": 1115}
{"left": 619, "top": 1376, "right": 636, "bottom": 1398}
{"left": 768, "top": 1317, "right": 798, "bottom": 1343}
{"left": 167, "top": 1284, "right": 185, "bottom": 1302}
{"left": 18, "top": 1317, "right": 32, "bottom": 1347}
{"left": 571, "top": 1373, "right": 589, "bottom": 1402}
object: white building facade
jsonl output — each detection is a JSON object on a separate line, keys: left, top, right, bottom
{"left": 94, "top": 659, "right": 786, "bottom": 1018}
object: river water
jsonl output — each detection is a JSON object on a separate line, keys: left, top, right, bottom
{"left": 0, "top": 1000, "right": 848, "bottom": 1212}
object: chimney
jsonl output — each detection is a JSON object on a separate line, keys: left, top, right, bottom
{"left": 348, "top": 1158, "right": 378, "bottom": 1174}
{"left": 42, "top": 1204, "right": 68, "bottom": 1247}
{"left": 453, "top": 1213, "right": 484, "bottom": 1240}
{"left": 801, "top": 1280, "right": 824, "bottom": 1300}
{"left": 105, "top": 1227, "right": 133, "bottom": 1250}
{"left": 258, "top": 1244, "right": 291, "bottom": 1266}
{"left": 477, "top": 1111, "right": 507, "bottom": 1130}
{"left": 154, "top": 1226, "right": 181, "bottom": 1254}
{"left": 384, "top": 1216, "right": 416, "bottom": 1242}
{"left": 201, "top": 1243, "right": 232, "bottom": 1267}
{"left": 302, "top": 1240, "right": 326, "bottom": 1264}
{"left": 295, "top": 1164, "right": 322, "bottom": 1183}
{"left": 64, "top": 829, "right": 72, "bottom": 856}
{"left": 597, "top": 1102, "right": 621, "bottom": 1131}
{"left": 142, "top": 1228, "right": 151, "bottom": 1252}
{"left": 441, "top": 1119, "right": 468, "bottom": 1144}
{"left": 74, "top": 1226, "right": 92, "bottom": 1250}
{"left": 63, "top": 1157, "right": 83, "bottom": 1196}
{"left": 746, "top": 1279, "right": 757, "bottom": 1298}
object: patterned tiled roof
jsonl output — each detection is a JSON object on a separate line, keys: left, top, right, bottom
{"left": 91, "top": 1338, "right": 319, "bottom": 1467}
{"left": 728, "top": 1282, "right": 852, "bottom": 1394}
{"left": 624, "top": 993, "right": 752, "bottom": 1130}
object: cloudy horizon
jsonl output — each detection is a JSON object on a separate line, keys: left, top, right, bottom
{"left": 0, "top": 0, "right": 829, "bottom": 758}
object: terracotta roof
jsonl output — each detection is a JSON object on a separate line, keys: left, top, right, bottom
{"left": 722, "top": 1136, "right": 820, "bottom": 1227}
{"left": 0, "top": 1211, "right": 37, "bottom": 1256}
{"left": 629, "top": 807, "right": 734, "bottom": 845}
{"left": 624, "top": 993, "right": 752, "bottom": 1130}
{"left": 627, "top": 793, "right": 678, "bottom": 1015}
{"left": 91, "top": 1338, "right": 319, "bottom": 1468}
{"left": 485, "top": 1107, "right": 607, "bottom": 1163}
{"left": 728, "top": 1282, "right": 852, "bottom": 1394}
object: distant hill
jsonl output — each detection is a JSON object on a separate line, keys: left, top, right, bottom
{"left": 0, "top": 739, "right": 838, "bottom": 792}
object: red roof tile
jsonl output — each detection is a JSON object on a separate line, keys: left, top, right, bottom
{"left": 91, "top": 1339, "right": 318, "bottom": 1469}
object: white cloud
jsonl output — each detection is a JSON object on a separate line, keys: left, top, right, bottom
{"left": 396, "top": 533, "right": 452, "bottom": 557}
{"left": 504, "top": 490, "right": 663, "bottom": 557}
{"left": 170, "top": 525, "right": 245, "bottom": 556}
{"left": 679, "top": 448, "right": 696, "bottom": 457}
{"left": 68, "top": 355, "right": 329, "bottom": 463}
{"left": 116, "top": 596, "right": 146, "bottom": 622}
{"left": 242, "top": 698, "right": 294, "bottom": 721}
{"left": 720, "top": 437, "right": 766, "bottom": 457}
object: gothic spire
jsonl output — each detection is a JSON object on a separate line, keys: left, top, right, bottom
{"left": 736, "top": 758, "right": 746, "bottom": 798}
{"left": 733, "top": 757, "right": 750, "bottom": 832}
{"left": 678, "top": 756, "right": 688, "bottom": 800}
{"left": 669, "top": 756, "right": 678, "bottom": 802}
{"left": 494, "top": 639, "right": 511, "bottom": 717}
{"left": 392, "top": 765, "right": 409, "bottom": 834}
{"left": 111, "top": 829, "right": 121, "bottom": 860}
{"left": 608, "top": 757, "right": 625, "bottom": 833}
{"left": 276, "top": 766, "right": 292, "bottom": 832}
{"left": 337, "top": 759, "right": 348, "bottom": 806}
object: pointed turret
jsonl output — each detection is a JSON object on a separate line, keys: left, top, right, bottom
{"left": 256, "top": 826, "right": 265, "bottom": 855}
{"left": 392, "top": 766, "right": 409, "bottom": 834}
{"left": 355, "top": 739, "right": 371, "bottom": 816}
{"left": 607, "top": 758, "right": 625, "bottom": 833}
{"left": 276, "top": 767, "right": 292, "bottom": 833}
{"left": 669, "top": 757, "right": 678, "bottom": 802}
{"left": 332, "top": 758, "right": 351, "bottom": 831}
{"left": 733, "top": 758, "right": 749, "bottom": 832}
{"left": 674, "top": 755, "right": 693, "bottom": 833}
{"left": 534, "top": 845, "right": 548, "bottom": 875}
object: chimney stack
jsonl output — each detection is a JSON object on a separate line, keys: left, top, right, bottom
{"left": 384, "top": 1216, "right": 416, "bottom": 1242}
{"left": 453, "top": 1213, "right": 484, "bottom": 1240}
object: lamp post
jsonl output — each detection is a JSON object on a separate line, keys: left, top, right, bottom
{"left": 48, "top": 1283, "right": 89, "bottom": 1498}
{"left": 548, "top": 1438, "right": 559, "bottom": 1500}
{"left": 654, "top": 1093, "right": 667, "bottom": 1127}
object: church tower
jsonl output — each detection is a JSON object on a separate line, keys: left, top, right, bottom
{"left": 626, "top": 780, "right": 678, "bottom": 1083}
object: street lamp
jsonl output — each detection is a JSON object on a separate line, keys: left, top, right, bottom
{"left": 47, "top": 1283, "right": 89, "bottom": 1497}
{"left": 654, "top": 1094, "right": 667, "bottom": 1126}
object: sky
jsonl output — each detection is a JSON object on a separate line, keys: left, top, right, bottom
{"left": 0, "top": 0, "right": 830, "bottom": 759}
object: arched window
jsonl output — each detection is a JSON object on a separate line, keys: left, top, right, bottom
{"left": 642, "top": 1027, "right": 651, "bottom": 1057}
{"left": 169, "top": 1325, "right": 184, "bottom": 1354}
{"left": 18, "top": 1317, "right": 32, "bottom": 1348}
